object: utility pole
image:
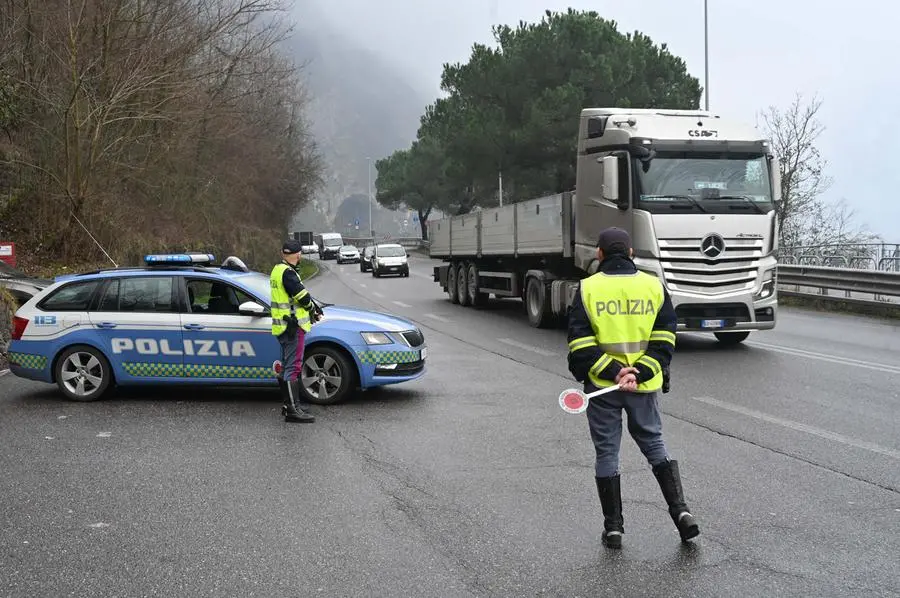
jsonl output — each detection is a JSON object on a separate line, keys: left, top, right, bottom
{"left": 704, "top": 0, "right": 709, "bottom": 111}
{"left": 498, "top": 170, "right": 503, "bottom": 207}
{"left": 367, "top": 157, "right": 373, "bottom": 239}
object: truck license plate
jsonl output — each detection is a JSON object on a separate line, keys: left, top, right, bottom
{"left": 701, "top": 319, "right": 724, "bottom": 329}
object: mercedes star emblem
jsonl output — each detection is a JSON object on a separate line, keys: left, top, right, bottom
{"left": 700, "top": 233, "right": 726, "bottom": 258}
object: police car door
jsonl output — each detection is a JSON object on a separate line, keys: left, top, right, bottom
{"left": 179, "top": 277, "right": 275, "bottom": 381}
{"left": 89, "top": 275, "right": 185, "bottom": 379}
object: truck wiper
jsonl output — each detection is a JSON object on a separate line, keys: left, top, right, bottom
{"left": 642, "top": 194, "right": 708, "bottom": 213}
{"left": 715, "top": 195, "right": 766, "bottom": 214}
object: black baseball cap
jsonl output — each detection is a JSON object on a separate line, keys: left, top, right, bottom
{"left": 282, "top": 239, "right": 303, "bottom": 254}
{"left": 597, "top": 227, "right": 631, "bottom": 255}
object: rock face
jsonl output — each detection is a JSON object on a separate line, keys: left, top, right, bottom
{"left": 284, "top": 5, "right": 426, "bottom": 230}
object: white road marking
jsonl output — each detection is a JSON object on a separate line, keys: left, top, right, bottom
{"left": 96, "top": 432, "right": 111, "bottom": 438}
{"left": 748, "top": 341, "right": 900, "bottom": 376}
{"left": 0, "top": 369, "right": 9, "bottom": 377}
{"left": 358, "top": 283, "right": 367, "bottom": 288}
{"left": 689, "top": 395, "right": 900, "bottom": 461}
{"left": 425, "top": 313, "right": 451, "bottom": 323}
{"left": 373, "top": 292, "right": 385, "bottom": 298}
{"left": 88, "top": 522, "right": 110, "bottom": 528}
{"left": 497, "top": 338, "right": 557, "bottom": 357}
{"left": 393, "top": 301, "right": 412, "bottom": 308}
{"left": 58, "top": 415, "right": 69, "bottom": 420}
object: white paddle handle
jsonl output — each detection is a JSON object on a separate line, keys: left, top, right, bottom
{"left": 584, "top": 384, "right": 622, "bottom": 399}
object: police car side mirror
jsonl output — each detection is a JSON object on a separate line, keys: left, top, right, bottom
{"left": 239, "top": 301, "right": 268, "bottom": 317}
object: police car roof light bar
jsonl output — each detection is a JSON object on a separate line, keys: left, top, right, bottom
{"left": 558, "top": 384, "right": 622, "bottom": 414}
{"left": 144, "top": 253, "right": 215, "bottom": 266}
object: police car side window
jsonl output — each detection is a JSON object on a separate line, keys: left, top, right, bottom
{"left": 38, "top": 280, "right": 102, "bottom": 311}
{"left": 185, "top": 279, "right": 254, "bottom": 315}
{"left": 96, "top": 277, "right": 176, "bottom": 313}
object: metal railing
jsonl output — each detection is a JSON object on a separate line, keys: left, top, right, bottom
{"left": 778, "top": 243, "right": 900, "bottom": 272}
{"left": 340, "top": 236, "right": 431, "bottom": 250}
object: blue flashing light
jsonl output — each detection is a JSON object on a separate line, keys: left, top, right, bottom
{"left": 144, "top": 253, "right": 215, "bottom": 266}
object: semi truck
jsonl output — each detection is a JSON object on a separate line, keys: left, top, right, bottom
{"left": 429, "top": 107, "right": 781, "bottom": 345}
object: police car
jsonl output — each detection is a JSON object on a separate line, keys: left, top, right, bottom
{"left": 6, "top": 253, "right": 427, "bottom": 404}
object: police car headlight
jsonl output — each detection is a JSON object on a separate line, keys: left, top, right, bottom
{"left": 361, "top": 331, "right": 392, "bottom": 345}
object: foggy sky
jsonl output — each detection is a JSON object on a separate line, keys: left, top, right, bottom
{"left": 295, "top": 0, "right": 899, "bottom": 240}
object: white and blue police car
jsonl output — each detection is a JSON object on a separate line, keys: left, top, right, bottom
{"left": 6, "top": 253, "right": 427, "bottom": 404}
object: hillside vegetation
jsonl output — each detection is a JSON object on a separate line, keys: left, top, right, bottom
{"left": 0, "top": 0, "right": 322, "bottom": 272}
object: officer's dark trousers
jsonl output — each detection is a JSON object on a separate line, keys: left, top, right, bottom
{"left": 586, "top": 387, "right": 670, "bottom": 477}
{"left": 278, "top": 327, "right": 306, "bottom": 382}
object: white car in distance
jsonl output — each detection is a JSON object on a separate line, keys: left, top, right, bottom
{"left": 337, "top": 245, "right": 360, "bottom": 264}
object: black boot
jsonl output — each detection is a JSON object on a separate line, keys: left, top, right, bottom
{"left": 281, "top": 378, "right": 314, "bottom": 423}
{"left": 652, "top": 459, "right": 700, "bottom": 542}
{"left": 595, "top": 475, "right": 624, "bottom": 549}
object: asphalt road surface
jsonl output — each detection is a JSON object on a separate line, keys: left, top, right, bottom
{"left": 1, "top": 255, "right": 898, "bottom": 597}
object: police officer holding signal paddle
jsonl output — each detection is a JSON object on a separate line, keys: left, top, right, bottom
{"left": 566, "top": 227, "right": 700, "bottom": 548}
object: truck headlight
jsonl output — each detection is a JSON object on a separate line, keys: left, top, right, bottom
{"left": 755, "top": 269, "right": 776, "bottom": 300}
{"left": 361, "top": 331, "right": 392, "bottom": 345}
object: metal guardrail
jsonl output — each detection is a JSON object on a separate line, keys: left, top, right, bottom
{"left": 341, "top": 236, "right": 431, "bottom": 250}
{"left": 776, "top": 264, "right": 900, "bottom": 307}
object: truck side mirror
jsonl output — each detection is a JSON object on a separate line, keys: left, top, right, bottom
{"left": 768, "top": 154, "right": 782, "bottom": 205}
{"left": 600, "top": 156, "right": 619, "bottom": 202}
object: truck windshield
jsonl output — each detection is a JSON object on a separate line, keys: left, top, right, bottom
{"left": 324, "top": 238, "right": 342, "bottom": 247}
{"left": 634, "top": 153, "right": 775, "bottom": 214}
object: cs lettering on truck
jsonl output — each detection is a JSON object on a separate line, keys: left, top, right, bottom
{"left": 595, "top": 299, "right": 657, "bottom": 316}
{"left": 688, "top": 129, "right": 718, "bottom": 138}
{"left": 111, "top": 338, "right": 256, "bottom": 357}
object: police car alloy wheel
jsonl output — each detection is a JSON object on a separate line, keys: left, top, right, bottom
{"left": 54, "top": 345, "right": 113, "bottom": 401}
{"left": 300, "top": 346, "right": 356, "bottom": 405}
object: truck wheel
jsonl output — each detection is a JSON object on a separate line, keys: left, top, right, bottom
{"left": 447, "top": 263, "right": 459, "bottom": 303}
{"left": 456, "top": 262, "right": 470, "bottom": 306}
{"left": 714, "top": 331, "right": 750, "bottom": 345}
{"left": 525, "top": 276, "right": 552, "bottom": 328}
{"left": 467, "top": 263, "right": 488, "bottom": 307}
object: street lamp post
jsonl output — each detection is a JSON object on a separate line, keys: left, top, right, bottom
{"left": 704, "top": 0, "right": 709, "bottom": 111}
{"left": 367, "top": 157, "right": 374, "bottom": 240}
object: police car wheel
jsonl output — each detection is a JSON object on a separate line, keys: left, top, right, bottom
{"left": 54, "top": 345, "right": 113, "bottom": 402}
{"left": 299, "top": 346, "right": 357, "bottom": 405}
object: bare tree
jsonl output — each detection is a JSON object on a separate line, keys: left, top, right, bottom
{"left": 759, "top": 93, "right": 877, "bottom": 248}
{"left": 0, "top": 0, "right": 322, "bottom": 268}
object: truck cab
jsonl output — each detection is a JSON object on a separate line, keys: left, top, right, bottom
{"left": 574, "top": 108, "right": 780, "bottom": 343}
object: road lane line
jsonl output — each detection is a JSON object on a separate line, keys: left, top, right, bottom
{"left": 358, "top": 283, "right": 367, "bottom": 288}
{"left": 748, "top": 341, "right": 900, "bottom": 375}
{"left": 689, "top": 395, "right": 900, "bottom": 461}
{"left": 373, "top": 292, "right": 385, "bottom": 298}
{"left": 425, "top": 313, "right": 451, "bottom": 322}
{"left": 393, "top": 301, "right": 412, "bottom": 308}
{"left": 497, "top": 338, "right": 557, "bottom": 357}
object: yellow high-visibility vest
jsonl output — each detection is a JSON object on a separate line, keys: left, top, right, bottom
{"left": 269, "top": 263, "right": 311, "bottom": 336}
{"left": 575, "top": 271, "right": 673, "bottom": 393}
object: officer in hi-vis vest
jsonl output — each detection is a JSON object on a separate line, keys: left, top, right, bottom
{"left": 270, "top": 239, "right": 323, "bottom": 423}
{"left": 566, "top": 227, "right": 699, "bottom": 548}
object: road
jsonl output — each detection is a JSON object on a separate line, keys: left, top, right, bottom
{"left": 1, "top": 254, "right": 898, "bottom": 597}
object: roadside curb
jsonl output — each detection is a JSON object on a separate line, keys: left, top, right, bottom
{"left": 302, "top": 259, "right": 323, "bottom": 282}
